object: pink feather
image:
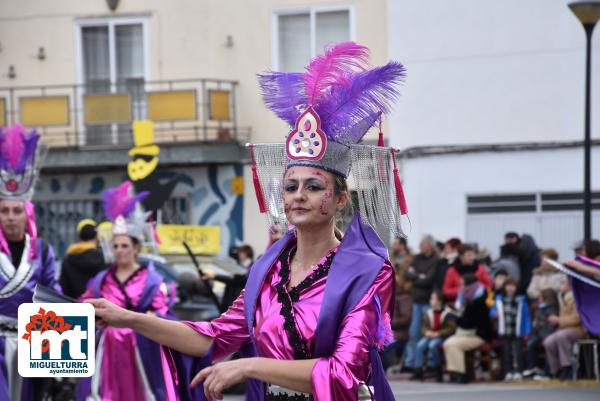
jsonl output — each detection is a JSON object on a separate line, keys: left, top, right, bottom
{"left": 304, "top": 41, "right": 369, "bottom": 105}
{"left": 2, "top": 124, "right": 25, "bottom": 168}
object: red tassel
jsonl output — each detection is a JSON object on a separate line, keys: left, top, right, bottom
{"left": 390, "top": 148, "right": 408, "bottom": 215}
{"left": 377, "top": 116, "right": 385, "bottom": 147}
{"left": 250, "top": 145, "right": 267, "bottom": 214}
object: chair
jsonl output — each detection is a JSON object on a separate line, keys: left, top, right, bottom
{"left": 572, "top": 338, "right": 600, "bottom": 381}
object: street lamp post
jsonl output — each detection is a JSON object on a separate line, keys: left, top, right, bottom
{"left": 569, "top": 1, "right": 600, "bottom": 243}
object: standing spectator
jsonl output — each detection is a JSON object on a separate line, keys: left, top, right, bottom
{"left": 434, "top": 241, "right": 445, "bottom": 258}
{"left": 403, "top": 235, "right": 440, "bottom": 371}
{"left": 490, "top": 278, "right": 531, "bottom": 381}
{"left": 443, "top": 244, "right": 492, "bottom": 302}
{"left": 543, "top": 282, "right": 585, "bottom": 380}
{"left": 491, "top": 243, "right": 521, "bottom": 284}
{"left": 487, "top": 269, "right": 508, "bottom": 308}
{"left": 390, "top": 235, "right": 411, "bottom": 266}
{"left": 434, "top": 237, "right": 461, "bottom": 290}
{"left": 412, "top": 291, "right": 455, "bottom": 382}
{"left": 443, "top": 274, "right": 493, "bottom": 383}
{"left": 504, "top": 232, "right": 520, "bottom": 246}
{"left": 383, "top": 258, "right": 413, "bottom": 371}
{"left": 524, "top": 288, "right": 559, "bottom": 379}
{"left": 527, "top": 249, "right": 566, "bottom": 300}
{"left": 518, "top": 234, "right": 540, "bottom": 294}
{"left": 59, "top": 219, "right": 106, "bottom": 299}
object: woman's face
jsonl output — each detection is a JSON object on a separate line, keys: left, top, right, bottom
{"left": 283, "top": 166, "right": 347, "bottom": 229}
{"left": 113, "top": 235, "right": 138, "bottom": 267}
{"left": 0, "top": 200, "right": 27, "bottom": 241}
{"left": 460, "top": 250, "right": 477, "bottom": 266}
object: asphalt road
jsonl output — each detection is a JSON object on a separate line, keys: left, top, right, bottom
{"left": 222, "top": 381, "right": 600, "bottom": 401}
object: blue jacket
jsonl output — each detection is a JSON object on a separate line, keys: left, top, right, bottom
{"left": 491, "top": 294, "right": 532, "bottom": 337}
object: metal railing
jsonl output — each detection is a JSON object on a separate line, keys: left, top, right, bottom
{"left": 0, "top": 78, "right": 251, "bottom": 148}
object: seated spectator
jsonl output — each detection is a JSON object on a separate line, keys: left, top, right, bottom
{"left": 383, "top": 258, "right": 413, "bottom": 371}
{"left": 491, "top": 243, "right": 521, "bottom": 284}
{"left": 490, "top": 278, "right": 531, "bottom": 381}
{"left": 443, "top": 244, "right": 492, "bottom": 302}
{"left": 543, "top": 282, "right": 585, "bottom": 380}
{"left": 524, "top": 288, "right": 559, "bottom": 379}
{"left": 412, "top": 291, "right": 455, "bottom": 382}
{"left": 527, "top": 248, "right": 566, "bottom": 300}
{"left": 443, "top": 274, "right": 493, "bottom": 384}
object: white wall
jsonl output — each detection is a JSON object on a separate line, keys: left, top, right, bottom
{"left": 387, "top": 0, "right": 600, "bottom": 148}
{"left": 401, "top": 146, "right": 600, "bottom": 251}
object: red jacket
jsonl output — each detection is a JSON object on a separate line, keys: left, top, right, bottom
{"left": 443, "top": 264, "right": 492, "bottom": 302}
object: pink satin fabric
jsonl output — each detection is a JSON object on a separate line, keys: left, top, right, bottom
{"left": 81, "top": 267, "right": 170, "bottom": 401}
{"left": 185, "top": 247, "right": 393, "bottom": 401}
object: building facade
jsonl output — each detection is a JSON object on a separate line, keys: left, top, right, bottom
{"left": 388, "top": 0, "right": 600, "bottom": 259}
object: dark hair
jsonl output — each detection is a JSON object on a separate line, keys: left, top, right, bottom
{"left": 431, "top": 290, "right": 445, "bottom": 304}
{"left": 493, "top": 269, "right": 509, "bottom": 278}
{"left": 458, "top": 244, "right": 475, "bottom": 256}
{"left": 237, "top": 244, "right": 254, "bottom": 260}
{"left": 585, "top": 240, "right": 600, "bottom": 260}
{"left": 333, "top": 175, "right": 347, "bottom": 195}
{"left": 540, "top": 288, "right": 559, "bottom": 307}
{"left": 79, "top": 225, "right": 97, "bottom": 241}
{"left": 505, "top": 232, "right": 520, "bottom": 241}
{"left": 435, "top": 241, "right": 444, "bottom": 251}
{"left": 130, "top": 236, "right": 140, "bottom": 247}
{"left": 394, "top": 236, "right": 407, "bottom": 246}
{"left": 500, "top": 243, "right": 519, "bottom": 257}
{"left": 446, "top": 237, "right": 462, "bottom": 249}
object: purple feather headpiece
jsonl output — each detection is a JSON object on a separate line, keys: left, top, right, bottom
{"left": 258, "top": 41, "right": 405, "bottom": 145}
{"left": 102, "top": 181, "right": 148, "bottom": 221}
{"left": 0, "top": 124, "right": 44, "bottom": 201}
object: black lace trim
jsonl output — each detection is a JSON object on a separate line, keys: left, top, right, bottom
{"left": 265, "top": 392, "right": 308, "bottom": 401}
{"left": 111, "top": 265, "right": 147, "bottom": 311}
{"left": 275, "top": 246, "right": 336, "bottom": 360}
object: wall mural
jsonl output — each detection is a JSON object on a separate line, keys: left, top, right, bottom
{"left": 34, "top": 165, "right": 244, "bottom": 259}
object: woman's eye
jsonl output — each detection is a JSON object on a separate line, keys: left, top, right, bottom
{"left": 284, "top": 185, "right": 297, "bottom": 192}
{"left": 307, "top": 184, "right": 324, "bottom": 191}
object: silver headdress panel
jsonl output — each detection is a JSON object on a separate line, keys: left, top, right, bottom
{"left": 250, "top": 143, "right": 407, "bottom": 238}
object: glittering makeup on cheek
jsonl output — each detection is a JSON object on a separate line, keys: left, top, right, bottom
{"left": 319, "top": 190, "right": 333, "bottom": 215}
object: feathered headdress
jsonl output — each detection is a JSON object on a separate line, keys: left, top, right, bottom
{"left": 0, "top": 124, "right": 46, "bottom": 201}
{"left": 251, "top": 41, "right": 409, "bottom": 238}
{"left": 102, "top": 181, "right": 151, "bottom": 240}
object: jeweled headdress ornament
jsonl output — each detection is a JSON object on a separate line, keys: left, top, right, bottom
{"left": 250, "top": 42, "right": 409, "bottom": 237}
{"left": 0, "top": 124, "right": 46, "bottom": 201}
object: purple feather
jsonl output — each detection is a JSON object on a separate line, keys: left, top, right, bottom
{"left": 258, "top": 72, "right": 307, "bottom": 126}
{"left": 304, "top": 41, "right": 369, "bottom": 105}
{"left": 317, "top": 61, "right": 406, "bottom": 143}
{"left": 0, "top": 124, "right": 39, "bottom": 174}
{"left": 103, "top": 181, "right": 149, "bottom": 221}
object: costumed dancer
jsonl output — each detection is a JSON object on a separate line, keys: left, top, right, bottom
{"left": 89, "top": 41, "right": 408, "bottom": 401}
{"left": 0, "top": 124, "right": 60, "bottom": 401}
{"left": 78, "top": 181, "right": 175, "bottom": 401}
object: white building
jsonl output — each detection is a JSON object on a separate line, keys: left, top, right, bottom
{"left": 388, "top": 0, "right": 600, "bottom": 259}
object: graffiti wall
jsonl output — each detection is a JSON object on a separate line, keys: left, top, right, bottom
{"left": 34, "top": 164, "right": 244, "bottom": 259}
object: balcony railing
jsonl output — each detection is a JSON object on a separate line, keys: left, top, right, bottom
{"left": 0, "top": 78, "right": 251, "bottom": 148}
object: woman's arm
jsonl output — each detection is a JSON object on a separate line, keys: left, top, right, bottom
{"left": 88, "top": 298, "right": 213, "bottom": 357}
{"left": 192, "top": 357, "right": 317, "bottom": 400}
{"left": 565, "top": 260, "right": 600, "bottom": 281}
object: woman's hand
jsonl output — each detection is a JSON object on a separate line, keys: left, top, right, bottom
{"left": 86, "top": 298, "right": 136, "bottom": 328}
{"left": 190, "top": 358, "right": 252, "bottom": 401}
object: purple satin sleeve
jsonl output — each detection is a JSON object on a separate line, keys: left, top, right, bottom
{"left": 41, "top": 243, "right": 62, "bottom": 293}
{"left": 311, "top": 263, "right": 394, "bottom": 401}
{"left": 184, "top": 289, "right": 250, "bottom": 361}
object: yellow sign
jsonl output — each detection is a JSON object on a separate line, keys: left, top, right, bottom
{"left": 231, "top": 176, "right": 244, "bottom": 195}
{"left": 157, "top": 224, "right": 220, "bottom": 255}
{"left": 84, "top": 93, "right": 131, "bottom": 124}
{"left": 0, "top": 98, "right": 5, "bottom": 126}
{"left": 20, "top": 96, "right": 70, "bottom": 126}
{"left": 209, "top": 90, "right": 230, "bottom": 121}
{"left": 148, "top": 90, "right": 197, "bottom": 121}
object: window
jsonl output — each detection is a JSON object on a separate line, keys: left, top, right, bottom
{"left": 274, "top": 7, "right": 353, "bottom": 71}
{"left": 76, "top": 18, "right": 148, "bottom": 145}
